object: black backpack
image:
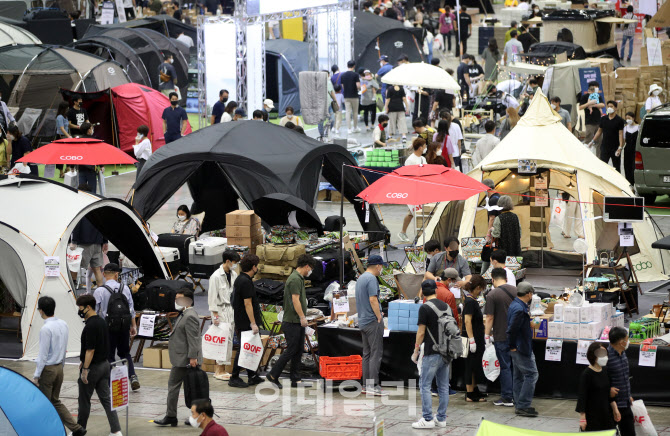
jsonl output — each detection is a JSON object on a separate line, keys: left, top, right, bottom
{"left": 104, "top": 285, "right": 132, "bottom": 333}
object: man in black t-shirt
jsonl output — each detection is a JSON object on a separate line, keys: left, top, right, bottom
{"left": 67, "top": 95, "right": 90, "bottom": 137}
{"left": 75, "top": 294, "right": 121, "bottom": 434}
{"left": 455, "top": 5, "right": 472, "bottom": 57}
{"left": 517, "top": 25, "right": 534, "bottom": 53}
{"left": 590, "top": 100, "right": 625, "bottom": 171}
{"left": 411, "top": 280, "right": 451, "bottom": 429}
{"left": 340, "top": 60, "right": 362, "bottom": 133}
{"left": 229, "top": 254, "right": 263, "bottom": 389}
{"left": 579, "top": 81, "right": 605, "bottom": 156}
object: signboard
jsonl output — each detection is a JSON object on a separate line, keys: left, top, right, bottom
{"left": 333, "top": 297, "right": 350, "bottom": 314}
{"left": 576, "top": 340, "right": 592, "bottom": 365}
{"left": 115, "top": 0, "right": 127, "bottom": 23}
{"left": 44, "top": 257, "right": 60, "bottom": 277}
{"left": 577, "top": 68, "right": 605, "bottom": 115}
{"left": 110, "top": 363, "right": 129, "bottom": 411}
{"left": 535, "top": 189, "right": 549, "bottom": 207}
{"left": 100, "top": 1, "right": 115, "bottom": 24}
{"left": 138, "top": 314, "right": 157, "bottom": 338}
{"left": 518, "top": 159, "right": 537, "bottom": 174}
{"left": 646, "top": 37, "right": 663, "bottom": 66}
{"left": 639, "top": 344, "right": 657, "bottom": 367}
{"left": 545, "top": 339, "right": 563, "bottom": 362}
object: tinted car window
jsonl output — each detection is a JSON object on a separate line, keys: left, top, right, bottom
{"left": 640, "top": 118, "right": 670, "bottom": 148}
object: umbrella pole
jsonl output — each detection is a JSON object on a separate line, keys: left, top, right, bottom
{"left": 339, "top": 164, "right": 346, "bottom": 292}
{"left": 417, "top": 89, "right": 422, "bottom": 120}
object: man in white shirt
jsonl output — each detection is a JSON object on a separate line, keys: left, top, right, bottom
{"left": 34, "top": 296, "right": 86, "bottom": 436}
{"left": 473, "top": 120, "right": 500, "bottom": 166}
{"left": 176, "top": 31, "right": 194, "bottom": 48}
{"left": 133, "top": 125, "right": 152, "bottom": 181}
{"left": 490, "top": 249, "right": 517, "bottom": 287}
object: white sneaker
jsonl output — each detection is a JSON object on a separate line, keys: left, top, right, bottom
{"left": 434, "top": 418, "right": 447, "bottom": 428}
{"left": 348, "top": 128, "right": 353, "bottom": 134}
{"left": 353, "top": 127, "right": 362, "bottom": 133}
{"left": 367, "top": 386, "right": 389, "bottom": 396}
{"left": 398, "top": 232, "right": 409, "bottom": 242}
{"left": 110, "top": 432, "right": 123, "bottom": 436}
{"left": 412, "top": 418, "right": 436, "bottom": 429}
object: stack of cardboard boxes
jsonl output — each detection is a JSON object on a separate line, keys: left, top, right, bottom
{"left": 143, "top": 343, "right": 171, "bottom": 369}
{"left": 226, "top": 210, "right": 263, "bottom": 250}
{"left": 547, "top": 302, "right": 622, "bottom": 340}
{"left": 588, "top": 58, "right": 616, "bottom": 104}
{"left": 613, "top": 65, "right": 668, "bottom": 123}
{"left": 388, "top": 300, "right": 420, "bottom": 332}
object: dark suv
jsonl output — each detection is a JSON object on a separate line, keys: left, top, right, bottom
{"left": 634, "top": 104, "right": 670, "bottom": 205}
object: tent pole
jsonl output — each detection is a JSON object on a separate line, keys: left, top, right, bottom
{"left": 541, "top": 204, "right": 544, "bottom": 269}
{"left": 339, "top": 163, "right": 346, "bottom": 292}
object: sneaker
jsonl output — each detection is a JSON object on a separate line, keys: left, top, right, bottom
{"left": 411, "top": 418, "right": 436, "bottom": 429}
{"left": 431, "top": 391, "right": 438, "bottom": 397}
{"left": 434, "top": 418, "right": 447, "bottom": 428}
{"left": 228, "top": 377, "right": 249, "bottom": 388}
{"left": 493, "top": 397, "right": 514, "bottom": 407}
{"left": 402, "top": 136, "right": 407, "bottom": 143}
{"left": 348, "top": 129, "right": 353, "bottom": 134}
{"left": 449, "top": 388, "right": 457, "bottom": 395}
{"left": 368, "top": 386, "right": 388, "bottom": 396}
{"left": 397, "top": 232, "right": 409, "bottom": 242}
{"left": 353, "top": 127, "right": 362, "bottom": 133}
{"left": 265, "top": 374, "right": 283, "bottom": 389}
{"left": 213, "top": 372, "right": 231, "bottom": 381}
{"left": 130, "top": 375, "right": 140, "bottom": 391}
{"left": 248, "top": 375, "right": 264, "bottom": 386}
{"left": 291, "top": 379, "right": 304, "bottom": 388}
{"left": 515, "top": 408, "right": 538, "bottom": 417}
{"left": 109, "top": 432, "right": 123, "bottom": 436}
{"left": 72, "top": 429, "right": 87, "bottom": 436}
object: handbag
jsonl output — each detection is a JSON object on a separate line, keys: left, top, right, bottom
{"left": 331, "top": 100, "right": 339, "bottom": 112}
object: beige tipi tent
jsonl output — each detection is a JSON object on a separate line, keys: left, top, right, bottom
{"left": 423, "top": 90, "right": 669, "bottom": 282}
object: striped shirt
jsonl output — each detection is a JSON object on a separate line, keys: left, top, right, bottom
{"left": 623, "top": 13, "right": 636, "bottom": 37}
{"left": 607, "top": 345, "right": 632, "bottom": 409}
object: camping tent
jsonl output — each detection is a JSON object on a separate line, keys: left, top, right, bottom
{"left": 60, "top": 83, "right": 191, "bottom": 153}
{"left": 265, "top": 39, "right": 309, "bottom": 116}
{"left": 353, "top": 11, "right": 425, "bottom": 73}
{"left": 0, "top": 0, "right": 26, "bottom": 21}
{"left": 0, "top": 21, "right": 40, "bottom": 47}
{"left": 422, "top": 91, "right": 669, "bottom": 281}
{"left": 0, "top": 175, "right": 168, "bottom": 360}
{"left": 0, "top": 366, "right": 66, "bottom": 435}
{"left": 0, "top": 45, "right": 130, "bottom": 113}
{"left": 129, "top": 121, "right": 388, "bottom": 240}
{"left": 69, "top": 35, "right": 153, "bottom": 87}
{"left": 84, "top": 15, "right": 197, "bottom": 48}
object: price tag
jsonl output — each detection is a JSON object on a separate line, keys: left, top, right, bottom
{"left": 138, "top": 314, "right": 156, "bottom": 338}
{"left": 449, "top": 286, "right": 461, "bottom": 299}
{"left": 44, "top": 256, "right": 60, "bottom": 277}
{"left": 545, "top": 339, "right": 563, "bottom": 362}
{"left": 100, "top": 1, "right": 115, "bottom": 24}
{"left": 620, "top": 234, "right": 634, "bottom": 247}
{"left": 333, "top": 297, "right": 349, "bottom": 314}
{"left": 110, "top": 364, "right": 129, "bottom": 410}
{"left": 576, "top": 340, "right": 592, "bottom": 365}
{"left": 639, "top": 344, "right": 657, "bottom": 367}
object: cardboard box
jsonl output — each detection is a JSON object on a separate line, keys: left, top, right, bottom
{"left": 588, "top": 57, "right": 613, "bottom": 75}
{"left": 226, "top": 210, "right": 261, "bottom": 226}
{"left": 143, "top": 346, "right": 163, "bottom": 368}
{"left": 580, "top": 304, "right": 594, "bottom": 324}
{"left": 202, "top": 364, "right": 217, "bottom": 373}
{"left": 564, "top": 306, "right": 580, "bottom": 324}
{"left": 161, "top": 347, "right": 171, "bottom": 369}
{"left": 553, "top": 303, "right": 564, "bottom": 321}
{"left": 563, "top": 323, "right": 580, "bottom": 340}
{"left": 226, "top": 223, "right": 261, "bottom": 238}
{"left": 579, "top": 322, "right": 602, "bottom": 340}
{"left": 548, "top": 321, "right": 564, "bottom": 339}
{"left": 228, "top": 234, "right": 264, "bottom": 250}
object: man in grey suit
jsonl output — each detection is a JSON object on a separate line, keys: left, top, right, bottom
{"left": 154, "top": 288, "right": 202, "bottom": 427}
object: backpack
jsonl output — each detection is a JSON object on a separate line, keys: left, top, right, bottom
{"left": 104, "top": 284, "right": 132, "bottom": 333}
{"left": 424, "top": 300, "right": 462, "bottom": 361}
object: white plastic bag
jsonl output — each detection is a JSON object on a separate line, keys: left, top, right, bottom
{"left": 550, "top": 200, "right": 566, "bottom": 229}
{"left": 482, "top": 344, "right": 500, "bottom": 382}
{"left": 530, "top": 295, "right": 545, "bottom": 316}
{"left": 324, "top": 282, "right": 339, "bottom": 302}
{"left": 66, "top": 246, "right": 84, "bottom": 272}
{"left": 632, "top": 399, "right": 658, "bottom": 436}
{"left": 238, "top": 330, "right": 263, "bottom": 371}
{"left": 202, "top": 324, "right": 232, "bottom": 363}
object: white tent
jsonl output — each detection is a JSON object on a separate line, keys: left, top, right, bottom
{"left": 423, "top": 90, "right": 669, "bottom": 282}
{"left": 0, "top": 22, "right": 40, "bottom": 47}
{"left": 0, "top": 175, "right": 168, "bottom": 360}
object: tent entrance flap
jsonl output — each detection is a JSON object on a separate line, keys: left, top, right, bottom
{"left": 187, "top": 161, "right": 241, "bottom": 233}
{"left": 0, "top": 237, "right": 27, "bottom": 308}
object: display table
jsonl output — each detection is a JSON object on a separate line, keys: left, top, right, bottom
{"left": 317, "top": 326, "right": 670, "bottom": 406}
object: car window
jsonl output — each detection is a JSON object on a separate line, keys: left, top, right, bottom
{"left": 640, "top": 118, "right": 670, "bottom": 148}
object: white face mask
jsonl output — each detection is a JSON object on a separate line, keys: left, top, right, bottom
{"left": 169, "top": 58, "right": 174, "bottom": 64}
{"left": 174, "top": 302, "right": 184, "bottom": 312}
{"left": 286, "top": 114, "right": 293, "bottom": 119}
{"left": 188, "top": 414, "right": 201, "bottom": 428}
{"left": 136, "top": 133, "right": 143, "bottom": 140}
{"left": 593, "top": 88, "right": 599, "bottom": 94}
{"left": 653, "top": 90, "right": 661, "bottom": 96}
{"left": 551, "top": 103, "right": 557, "bottom": 110}
{"left": 596, "top": 356, "right": 608, "bottom": 366}
{"left": 306, "top": 269, "right": 313, "bottom": 277}
{"left": 606, "top": 107, "right": 615, "bottom": 115}
{"left": 626, "top": 119, "right": 633, "bottom": 125}
{"left": 436, "top": 148, "right": 442, "bottom": 156}
{"left": 7, "top": 134, "right": 14, "bottom": 141}
{"left": 178, "top": 215, "right": 187, "bottom": 221}
{"left": 624, "top": 340, "right": 630, "bottom": 350}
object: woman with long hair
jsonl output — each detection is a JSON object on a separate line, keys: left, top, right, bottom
{"left": 481, "top": 38, "right": 501, "bottom": 82}
{"left": 500, "top": 106, "right": 520, "bottom": 140}
{"left": 426, "top": 141, "right": 447, "bottom": 166}
{"left": 432, "top": 120, "right": 456, "bottom": 168}
{"left": 220, "top": 101, "right": 238, "bottom": 123}
{"left": 462, "top": 275, "right": 488, "bottom": 402}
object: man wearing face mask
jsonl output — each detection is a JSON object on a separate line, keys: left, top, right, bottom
{"left": 155, "top": 288, "right": 202, "bottom": 427}
{"left": 607, "top": 326, "right": 635, "bottom": 436}
{"left": 189, "top": 399, "right": 229, "bottom": 435}
{"left": 159, "top": 54, "right": 178, "bottom": 97}
{"left": 266, "top": 254, "right": 315, "bottom": 389}
{"left": 506, "top": 282, "right": 540, "bottom": 417}
{"left": 210, "top": 89, "right": 229, "bottom": 125}
{"left": 162, "top": 92, "right": 188, "bottom": 144}
{"left": 551, "top": 96, "right": 572, "bottom": 132}
{"left": 425, "top": 236, "right": 472, "bottom": 288}
{"left": 589, "top": 100, "right": 624, "bottom": 171}
{"left": 74, "top": 294, "right": 122, "bottom": 435}
{"left": 579, "top": 81, "right": 605, "bottom": 155}
{"left": 373, "top": 114, "right": 391, "bottom": 147}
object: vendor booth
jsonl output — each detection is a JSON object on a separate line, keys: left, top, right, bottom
{"left": 0, "top": 176, "right": 168, "bottom": 360}
{"left": 129, "top": 121, "right": 388, "bottom": 240}
{"left": 265, "top": 39, "right": 309, "bottom": 117}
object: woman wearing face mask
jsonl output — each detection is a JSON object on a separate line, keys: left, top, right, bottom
{"left": 645, "top": 84, "right": 663, "bottom": 112}
{"left": 279, "top": 106, "right": 303, "bottom": 128}
{"left": 373, "top": 114, "right": 393, "bottom": 147}
{"left": 622, "top": 111, "right": 638, "bottom": 186}
{"left": 576, "top": 342, "right": 620, "bottom": 431}
{"left": 426, "top": 141, "right": 447, "bottom": 166}
{"left": 220, "top": 101, "right": 237, "bottom": 123}
{"left": 133, "top": 125, "right": 152, "bottom": 181}
{"left": 171, "top": 204, "right": 200, "bottom": 236}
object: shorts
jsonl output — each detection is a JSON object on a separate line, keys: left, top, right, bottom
{"left": 80, "top": 244, "right": 103, "bottom": 269}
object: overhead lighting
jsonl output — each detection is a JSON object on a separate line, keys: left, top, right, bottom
{"left": 567, "top": 178, "right": 575, "bottom": 188}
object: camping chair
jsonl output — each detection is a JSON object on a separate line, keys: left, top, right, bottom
{"left": 131, "top": 311, "right": 181, "bottom": 363}
{"left": 481, "top": 256, "right": 526, "bottom": 281}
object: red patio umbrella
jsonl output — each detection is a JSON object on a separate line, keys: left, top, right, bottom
{"left": 357, "top": 164, "right": 489, "bottom": 205}
{"left": 17, "top": 137, "right": 137, "bottom": 166}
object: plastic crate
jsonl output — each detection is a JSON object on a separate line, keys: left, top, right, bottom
{"left": 319, "top": 355, "right": 362, "bottom": 381}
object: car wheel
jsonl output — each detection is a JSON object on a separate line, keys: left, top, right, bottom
{"left": 641, "top": 193, "right": 656, "bottom": 206}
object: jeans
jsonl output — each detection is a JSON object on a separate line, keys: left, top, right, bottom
{"left": 344, "top": 98, "right": 359, "bottom": 130}
{"left": 78, "top": 168, "right": 97, "bottom": 193}
{"left": 361, "top": 103, "right": 377, "bottom": 127}
{"left": 419, "top": 354, "right": 449, "bottom": 421}
{"left": 493, "top": 341, "right": 513, "bottom": 400}
{"left": 360, "top": 321, "right": 384, "bottom": 389}
{"left": 269, "top": 322, "right": 305, "bottom": 382}
{"left": 108, "top": 329, "right": 136, "bottom": 377}
{"left": 510, "top": 351, "right": 538, "bottom": 409}
{"left": 441, "top": 31, "right": 452, "bottom": 52}
{"left": 620, "top": 34, "right": 634, "bottom": 60}
{"left": 77, "top": 360, "right": 121, "bottom": 432}
{"left": 427, "top": 41, "right": 433, "bottom": 64}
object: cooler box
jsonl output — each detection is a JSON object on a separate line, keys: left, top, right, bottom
{"left": 157, "top": 233, "right": 196, "bottom": 268}
{"left": 188, "top": 237, "right": 227, "bottom": 278}
{"left": 155, "top": 246, "right": 180, "bottom": 278}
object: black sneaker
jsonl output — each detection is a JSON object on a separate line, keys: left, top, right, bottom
{"left": 248, "top": 375, "right": 264, "bottom": 386}
{"left": 72, "top": 428, "right": 87, "bottom": 436}
{"left": 266, "top": 374, "right": 283, "bottom": 389}
{"left": 515, "top": 408, "right": 539, "bottom": 417}
{"left": 291, "top": 379, "right": 303, "bottom": 388}
{"left": 228, "top": 377, "right": 249, "bottom": 388}
{"left": 130, "top": 375, "right": 140, "bottom": 391}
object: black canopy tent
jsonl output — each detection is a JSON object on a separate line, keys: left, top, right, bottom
{"left": 130, "top": 122, "right": 388, "bottom": 241}
{"left": 84, "top": 15, "right": 197, "bottom": 48}
{"left": 353, "top": 11, "right": 425, "bottom": 73}
{"left": 265, "top": 39, "right": 309, "bottom": 116}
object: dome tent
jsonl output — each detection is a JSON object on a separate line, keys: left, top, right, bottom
{"left": 0, "top": 21, "right": 40, "bottom": 47}
{"left": 129, "top": 121, "right": 388, "bottom": 240}
{"left": 421, "top": 91, "right": 669, "bottom": 282}
{"left": 265, "top": 39, "right": 309, "bottom": 116}
{"left": 84, "top": 14, "right": 197, "bottom": 49}
{"left": 0, "top": 45, "right": 130, "bottom": 113}
{"left": 0, "top": 175, "right": 168, "bottom": 360}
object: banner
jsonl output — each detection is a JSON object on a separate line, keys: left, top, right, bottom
{"left": 110, "top": 364, "right": 129, "bottom": 411}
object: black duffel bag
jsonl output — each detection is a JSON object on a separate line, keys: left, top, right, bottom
{"left": 311, "top": 248, "right": 356, "bottom": 285}
{"left": 145, "top": 279, "right": 190, "bottom": 312}
{"left": 585, "top": 290, "right": 619, "bottom": 305}
{"left": 254, "top": 278, "right": 285, "bottom": 303}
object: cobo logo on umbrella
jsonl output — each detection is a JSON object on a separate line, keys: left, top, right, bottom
{"left": 386, "top": 192, "right": 409, "bottom": 199}
{"left": 60, "top": 156, "right": 84, "bottom": 160}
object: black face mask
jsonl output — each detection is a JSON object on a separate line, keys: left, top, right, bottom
{"left": 78, "top": 308, "right": 88, "bottom": 319}
{"left": 448, "top": 250, "right": 459, "bottom": 258}
{"left": 222, "top": 97, "right": 228, "bottom": 104}
{"left": 171, "top": 101, "right": 178, "bottom": 106}
{"left": 383, "top": 123, "right": 388, "bottom": 128}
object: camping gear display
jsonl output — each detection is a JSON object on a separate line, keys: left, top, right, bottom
{"left": 254, "top": 279, "right": 285, "bottom": 304}
{"left": 144, "top": 279, "right": 188, "bottom": 312}
{"left": 257, "top": 264, "right": 294, "bottom": 281}
{"left": 157, "top": 233, "right": 195, "bottom": 269}
{"left": 202, "top": 324, "right": 232, "bottom": 362}
{"left": 238, "top": 330, "right": 264, "bottom": 371}
{"left": 366, "top": 149, "right": 401, "bottom": 167}
{"left": 310, "top": 248, "right": 356, "bottom": 285}
{"left": 268, "top": 225, "right": 296, "bottom": 245}
{"left": 188, "top": 237, "right": 227, "bottom": 278}
{"left": 251, "top": 193, "right": 323, "bottom": 232}
{"left": 183, "top": 366, "right": 210, "bottom": 408}
{"left": 631, "top": 400, "right": 657, "bottom": 436}
{"left": 482, "top": 345, "right": 500, "bottom": 381}
{"left": 257, "top": 243, "right": 306, "bottom": 268}
{"left": 155, "top": 246, "right": 180, "bottom": 276}
{"left": 17, "top": 138, "right": 136, "bottom": 166}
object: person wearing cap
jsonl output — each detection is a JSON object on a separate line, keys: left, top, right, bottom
{"left": 210, "top": 89, "right": 229, "bottom": 124}
{"left": 411, "top": 279, "right": 451, "bottom": 429}
{"left": 34, "top": 296, "right": 86, "bottom": 436}
{"left": 506, "top": 282, "right": 540, "bottom": 417}
{"left": 155, "top": 288, "right": 203, "bottom": 427}
{"left": 355, "top": 255, "right": 388, "bottom": 396}
{"left": 162, "top": 91, "right": 188, "bottom": 143}
{"left": 376, "top": 55, "right": 393, "bottom": 104}
{"left": 262, "top": 98, "right": 274, "bottom": 122}
{"left": 233, "top": 107, "right": 246, "bottom": 121}
{"left": 93, "top": 263, "right": 139, "bottom": 391}
{"left": 645, "top": 84, "right": 663, "bottom": 113}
